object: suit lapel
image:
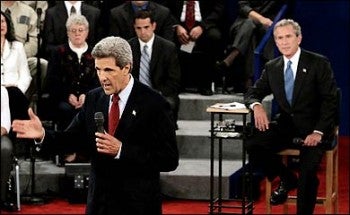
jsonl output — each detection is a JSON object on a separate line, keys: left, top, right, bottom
{"left": 133, "top": 40, "right": 141, "bottom": 78}
{"left": 115, "top": 81, "right": 141, "bottom": 139}
{"left": 292, "top": 50, "right": 308, "bottom": 106}
{"left": 273, "top": 58, "right": 290, "bottom": 107}
{"left": 56, "top": 3, "right": 69, "bottom": 29}
{"left": 149, "top": 36, "right": 160, "bottom": 76}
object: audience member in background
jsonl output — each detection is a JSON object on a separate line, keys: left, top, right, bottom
{"left": 21, "top": 1, "right": 49, "bottom": 31}
{"left": 1, "top": 86, "right": 15, "bottom": 211}
{"left": 83, "top": 1, "right": 124, "bottom": 37}
{"left": 128, "top": 10, "right": 181, "bottom": 129}
{"left": 168, "top": 0, "right": 225, "bottom": 96}
{"left": 1, "top": 11, "right": 31, "bottom": 121}
{"left": 216, "top": 0, "right": 287, "bottom": 93}
{"left": 244, "top": 19, "right": 338, "bottom": 214}
{"left": 42, "top": 1, "right": 102, "bottom": 59}
{"left": 109, "top": 1, "right": 175, "bottom": 42}
{"left": 12, "top": 36, "right": 179, "bottom": 215}
{"left": 1, "top": 1, "right": 48, "bottom": 102}
{"left": 46, "top": 14, "right": 99, "bottom": 163}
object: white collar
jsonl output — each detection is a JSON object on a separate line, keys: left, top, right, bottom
{"left": 111, "top": 74, "right": 134, "bottom": 105}
{"left": 138, "top": 33, "right": 155, "bottom": 51}
{"left": 64, "top": 1, "right": 82, "bottom": 15}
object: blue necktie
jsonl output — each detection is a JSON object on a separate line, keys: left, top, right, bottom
{"left": 284, "top": 60, "right": 294, "bottom": 105}
{"left": 140, "top": 45, "right": 152, "bottom": 87}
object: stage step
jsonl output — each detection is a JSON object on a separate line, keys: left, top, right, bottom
{"left": 176, "top": 120, "right": 243, "bottom": 160}
{"left": 160, "top": 159, "right": 243, "bottom": 200}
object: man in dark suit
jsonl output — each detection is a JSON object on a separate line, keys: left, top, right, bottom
{"left": 109, "top": 1, "right": 175, "bottom": 42}
{"left": 128, "top": 10, "right": 181, "bottom": 129}
{"left": 167, "top": 0, "right": 225, "bottom": 95}
{"left": 216, "top": 0, "right": 287, "bottom": 93}
{"left": 244, "top": 19, "right": 338, "bottom": 214}
{"left": 12, "top": 36, "right": 179, "bottom": 215}
{"left": 42, "top": 1, "right": 102, "bottom": 58}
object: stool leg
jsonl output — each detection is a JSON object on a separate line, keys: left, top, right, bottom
{"left": 282, "top": 155, "right": 289, "bottom": 214}
{"left": 334, "top": 147, "right": 339, "bottom": 214}
{"left": 325, "top": 151, "right": 333, "bottom": 214}
{"left": 266, "top": 179, "right": 272, "bottom": 214}
{"left": 15, "top": 160, "right": 21, "bottom": 211}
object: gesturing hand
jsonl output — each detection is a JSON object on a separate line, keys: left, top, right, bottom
{"left": 12, "top": 108, "right": 44, "bottom": 139}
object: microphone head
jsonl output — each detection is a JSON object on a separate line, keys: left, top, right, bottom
{"left": 293, "top": 137, "right": 303, "bottom": 145}
{"left": 94, "top": 112, "right": 104, "bottom": 133}
{"left": 94, "top": 112, "right": 104, "bottom": 124}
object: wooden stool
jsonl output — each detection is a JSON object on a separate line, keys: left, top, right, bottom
{"left": 265, "top": 143, "right": 339, "bottom": 214}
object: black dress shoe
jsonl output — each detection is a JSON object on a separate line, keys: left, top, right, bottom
{"left": 270, "top": 176, "right": 298, "bottom": 205}
{"left": 199, "top": 88, "right": 213, "bottom": 96}
{"left": 215, "top": 61, "right": 229, "bottom": 76}
{"left": 215, "top": 87, "right": 223, "bottom": 94}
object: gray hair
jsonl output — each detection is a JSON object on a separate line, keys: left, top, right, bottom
{"left": 66, "top": 14, "right": 89, "bottom": 29}
{"left": 91, "top": 36, "right": 133, "bottom": 69}
{"left": 274, "top": 19, "right": 302, "bottom": 37}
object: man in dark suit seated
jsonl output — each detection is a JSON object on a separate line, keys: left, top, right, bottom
{"left": 216, "top": 0, "right": 287, "bottom": 93}
{"left": 128, "top": 10, "right": 181, "bottom": 129}
{"left": 12, "top": 36, "right": 179, "bottom": 215}
{"left": 42, "top": 1, "right": 102, "bottom": 58}
{"left": 168, "top": 0, "right": 225, "bottom": 96}
{"left": 244, "top": 19, "right": 338, "bottom": 214}
{"left": 108, "top": 1, "right": 175, "bottom": 42}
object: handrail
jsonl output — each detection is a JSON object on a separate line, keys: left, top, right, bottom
{"left": 253, "top": 4, "right": 288, "bottom": 82}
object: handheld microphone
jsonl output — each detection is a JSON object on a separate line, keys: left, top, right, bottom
{"left": 94, "top": 112, "right": 105, "bottom": 133}
{"left": 292, "top": 137, "right": 304, "bottom": 145}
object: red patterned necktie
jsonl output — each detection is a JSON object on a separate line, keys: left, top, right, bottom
{"left": 108, "top": 94, "right": 120, "bottom": 135}
{"left": 185, "top": 1, "right": 195, "bottom": 30}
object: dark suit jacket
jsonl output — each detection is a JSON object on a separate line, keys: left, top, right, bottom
{"left": 128, "top": 35, "right": 181, "bottom": 97}
{"left": 42, "top": 80, "right": 179, "bottom": 215}
{"left": 109, "top": 2, "right": 175, "bottom": 42}
{"left": 245, "top": 49, "right": 338, "bottom": 139}
{"left": 42, "top": 2, "right": 102, "bottom": 58}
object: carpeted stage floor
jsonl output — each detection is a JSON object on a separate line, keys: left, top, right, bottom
{"left": 1, "top": 136, "right": 349, "bottom": 214}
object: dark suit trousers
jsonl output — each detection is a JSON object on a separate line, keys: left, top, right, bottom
{"left": 179, "top": 26, "right": 223, "bottom": 90}
{"left": 246, "top": 123, "right": 324, "bottom": 214}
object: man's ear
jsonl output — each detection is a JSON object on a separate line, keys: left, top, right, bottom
{"left": 123, "top": 64, "right": 131, "bottom": 75}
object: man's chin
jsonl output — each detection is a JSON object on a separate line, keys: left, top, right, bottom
{"left": 103, "top": 88, "right": 113, "bottom": 95}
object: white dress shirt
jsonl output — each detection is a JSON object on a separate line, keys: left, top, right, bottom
{"left": 109, "top": 75, "right": 134, "bottom": 159}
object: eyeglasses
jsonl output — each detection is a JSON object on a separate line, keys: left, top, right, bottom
{"left": 68, "top": 28, "right": 86, "bottom": 33}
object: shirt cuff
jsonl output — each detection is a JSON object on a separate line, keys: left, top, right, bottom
{"left": 313, "top": 130, "right": 324, "bottom": 136}
{"left": 250, "top": 102, "right": 262, "bottom": 110}
{"left": 114, "top": 143, "right": 122, "bottom": 159}
{"left": 34, "top": 128, "right": 45, "bottom": 144}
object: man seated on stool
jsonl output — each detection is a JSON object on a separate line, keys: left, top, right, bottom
{"left": 244, "top": 19, "right": 338, "bottom": 214}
